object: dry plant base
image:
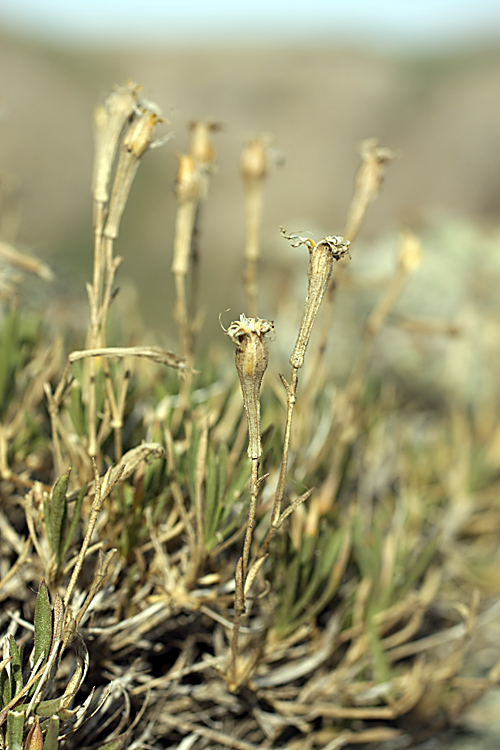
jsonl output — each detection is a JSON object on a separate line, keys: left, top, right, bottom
{"left": 0, "top": 84, "right": 499, "bottom": 750}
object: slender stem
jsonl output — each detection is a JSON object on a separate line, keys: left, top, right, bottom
{"left": 243, "top": 180, "right": 263, "bottom": 318}
{"left": 88, "top": 356, "right": 98, "bottom": 459}
{"left": 230, "top": 557, "right": 244, "bottom": 691}
{"left": 173, "top": 193, "right": 197, "bottom": 359}
{"left": 174, "top": 272, "right": 190, "bottom": 359}
{"left": 242, "top": 458, "right": 259, "bottom": 580}
{"left": 226, "top": 410, "right": 251, "bottom": 489}
{"left": 271, "top": 368, "right": 298, "bottom": 525}
{"left": 257, "top": 369, "right": 298, "bottom": 563}
{"left": 63, "top": 462, "right": 103, "bottom": 608}
{"left": 164, "top": 426, "right": 196, "bottom": 550}
{"left": 63, "top": 461, "right": 124, "bottom": 609}
{"left": 187, "top": 416, "right": 208, "bottom": 586}
{"left": 87, "top": 206, "right": 108, "bottom": 460}
{"left": 189, "top": 203, "right": 202, "bottom": 348}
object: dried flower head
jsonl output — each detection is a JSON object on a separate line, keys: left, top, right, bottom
{"left": 226, "top": 314, "right": 274, "bottom": 459}
{"left": 226, "top": 314, "right": 274, "bottom": 344}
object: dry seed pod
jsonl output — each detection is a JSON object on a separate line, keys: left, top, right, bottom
{"left": 92, "top": 81, "right": 140, "bottom": 205}
{"left": 358, "top": 137, "right": 396, "bottom": 200}
{"left": 104, "top": 107, "right": 159, "bottom": 240}
{"left": 240, "top": 136, "right": 271, "bottom": 182}
{"left": 280, "top": 228, "right": 350, "bottom": 369}
{"left": 344, "top": 138, "right": 397, "bottom": 243}
{"left": 226, "top": 314, "right": 274, "bottom": 459}
{"left": 189, "top": 120, "right": 221, "bottom": 167}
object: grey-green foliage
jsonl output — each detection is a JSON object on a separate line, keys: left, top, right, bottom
{"left": 0, "top": 582, "right": 57, "bottom": 748}
{"left": 274, "top": 524, "right": 349, "bottom": 637}
{"left": 41, "top": 715, "right": 59, "bottom": 750}
{"left": 6, "top": 708, "right": 24, "bottom": 749}
{"left": 43, "top": 469, "right": 85, "bottom": 582}
{"left": 31, "top": 581, "right": 52, "bottom": 684}
{"left": 204, "top": 443, "right": 252, "bottom": 554}
{"left": 0, "top": 307, "right": 37, "bottom": 418}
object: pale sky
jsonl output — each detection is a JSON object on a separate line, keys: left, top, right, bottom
{"left": 1, "top": 0, "right": 500, "bottom": 52}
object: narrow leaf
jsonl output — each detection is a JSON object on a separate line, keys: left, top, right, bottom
{"left": 6, "top": 709, "right": 24, "bottom": 749}
{"left": 49, "top": 468, "right": 71, "bottom": 562}
{"left": 30, "top": 580, "right": 52, "bottom": 696}
{"left": 0, "top": 665, "right": 11, "bottom": 710}
{"left": 60, "top": 483, "right": 86, "bottom": 563}
{"left": 368, "top": 615, "right": 391, "bottom": 684}
{"left": 42, "top": 715, "right": 59, "bottom": 750}
{"left": 9, "top": 636, "right": 23, "bottom": 698}
{"left": 204, "top": 449, "right": 217, "bottom": 550}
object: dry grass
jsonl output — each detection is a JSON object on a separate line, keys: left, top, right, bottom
{"left": 1, "top": 81, "right": 500, "bottom": 750}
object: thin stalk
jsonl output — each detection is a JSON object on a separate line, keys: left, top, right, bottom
{"left": 259, "top": 367, "right": 298, "bottom": 558}
{"left": 307, "top": 139, "right": 396, "bottom": 391}
{"left": 242, "top": 458, "right": 260, "bottom": 580}
{"left": 185, "top": 123, "right": 219, "bottom": 344}
{"left": 243, "top": 180, "right": 263, "bottom": 318}
{"left": 241, "top": 136, "right": 278, "bottom": 316}
{"left": 257, "top": 229, "right": 348, "bottom": 561}
{"left": 225, "top": 315, "right": 273, "bottom": 687}
{"left": 187, "top": 416, "right": 209, "bottom": 585}
{"left": 172, "top": 194, "right": 198, "bottom": 358}
{"left": 63, "top": 460, "right": 124, "bottom": 609}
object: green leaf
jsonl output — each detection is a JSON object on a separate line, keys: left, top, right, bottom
{"left": 42, "top": 715, "right": 59, "bottom": 750}
{"left": 367, "top": 615, "right": 391, "bottom": 685}
{"left": 35, "top": 698, "right": 73, "bottom": 720}
{"left": 60, "top": 483, "right": 86, "bottom": 564}
{"left": 277, "top": 546, "right": 300, "bottom": 629}
{"left": 30, "top": 580, "right": 52, "bottom": 696}
{"left": 204, "top": 448, "right": 218, "bottom": 551}
{"left": 288, "top": 530, "right": 342, "bottom": 623}
{"left": 9, "top": 636, "right": 23, "bottom": 698}
{"left": 187, "top": 421, "right": 199, "bottom": 506}
{"left": 0, "top": 664, "right": 11, "bottom": 710}
{"left": 48, "top": 468, "right": 71, "bottom": 564}
{"left": 6, "top": 709, "right": 25, "bottom": 749}
{"left": 0, "top": 305, "right": 19, "bottom": 414}
{"left": 216, "top": 443, "right": 228, "bottom": 514}
{"left": 68, "top": 363, "right": 85, "bottom": 435}
{"left": 399, "top": 535, "right": 439, "bottom": 597}
{"left": 43, "top": 495, "right": 52, "bottom": 555}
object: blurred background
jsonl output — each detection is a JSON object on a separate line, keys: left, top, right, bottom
{"left": 1, "top": 0, "right": 500, "bottom": 356}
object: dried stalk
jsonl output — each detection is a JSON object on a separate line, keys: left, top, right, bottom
{"left": 63, "top": 459, "right": 124, "bottom": 609}
{"left": 240, "top": 136, "right": 278, "bottom": 317}
{"left": 308, "top": 139, "right": 396, "bottom": 390}
{"left": 259, "top": 229, "right": 350, "bottom": 557}
{"left": 82, "top": 84, "right": 170, "bottom": 461}
{"left": 225, "top": 314, "right": 273, "bottom": 687}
